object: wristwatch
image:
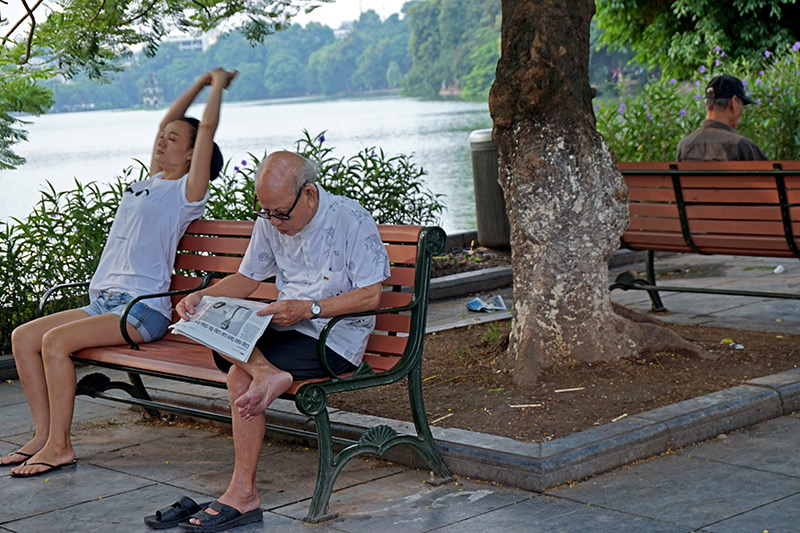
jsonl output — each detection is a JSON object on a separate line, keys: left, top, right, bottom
{"left": 310, "top": 300, "right": 322, "bottom": 319}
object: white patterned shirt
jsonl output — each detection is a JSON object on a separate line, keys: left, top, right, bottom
{"left": 239, "top": 185, "right": 390, "bottom": 365}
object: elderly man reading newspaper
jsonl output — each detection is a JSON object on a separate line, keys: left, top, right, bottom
{"left": 153, "top": 150, "right": 390, "bottom": 533}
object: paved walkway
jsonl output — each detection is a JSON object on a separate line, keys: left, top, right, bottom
{"left": 2, "top": 252, "right": 800, "bottom": 532}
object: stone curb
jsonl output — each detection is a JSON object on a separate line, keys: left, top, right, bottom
{"left": 147, "top": 366, "right": 800, "bottom": 493}
{"left": 426, "top": 246, "right": 653, "bottom": 302}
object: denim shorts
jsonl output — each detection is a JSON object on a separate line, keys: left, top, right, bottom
{"left": 81, "top": 290, "right": 170, "bottom": 343}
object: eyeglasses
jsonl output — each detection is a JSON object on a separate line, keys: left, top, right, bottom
{"left": 253, "top": 184, "right": 307, "bottom": 221}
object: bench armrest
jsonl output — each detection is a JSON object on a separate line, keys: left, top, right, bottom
{"left": 315, "top": 296, "right": 421, "bottom": 379}
{"left": 39, "top": 281, "right": 90, "bottom": 313}
{"left": 119, "top": 272, "right": 219, "bottom": 350}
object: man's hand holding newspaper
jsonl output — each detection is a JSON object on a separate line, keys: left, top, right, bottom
{"left": 169, "top": 296, "right": 273, "bottom": 363}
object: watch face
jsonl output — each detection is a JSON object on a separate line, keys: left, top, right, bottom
{"left": 311, "top": 301, "right": 321, "bottom": 316}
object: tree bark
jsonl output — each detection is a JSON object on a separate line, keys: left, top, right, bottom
{"left": 489, "top": 0, "right": 702, "bottom": 386}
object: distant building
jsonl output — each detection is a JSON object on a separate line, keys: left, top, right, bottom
{"left": 334, "top": 21, "right": 354, "bottom": 39}
{"left": 142, "top": 73, "right": 164, "bottom": 108}
{"left": 163, "top": 32, "right": 218, "bottom": 52}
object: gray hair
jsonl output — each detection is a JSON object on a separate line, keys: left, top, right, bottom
{"left": 256, "top": 152, "right": 319, "bottom": 192}
{"left": 295, "top": 156, "right": 319, "bottom": 189}
{"left": 706, "top": 97, "right": 731, "bottom": 112}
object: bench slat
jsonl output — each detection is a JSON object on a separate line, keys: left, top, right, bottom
{"left": 386, "top": 244, "right": 419, "bottom": 264}
{"left": 379, "top": 291, "right": 414, "bottom": 308}
{"left": 375, "top": 313, "right": 411, "bottom": 333}
{"left": 175, "top": 254, "right": 242, "bottom": 273}
{"left": 365, "top": 334, "right": 407, "bottom": 356}
{"left": 628, "top": 218, "right": 800, "bottom": 236}
{"left": 76, "top": 342, "right": 225, "bottom": 384}
{"left": 385, "top": 266, "right": 415, "bottom": 287}
{"left": 624, "top": 231, "right": 799, "bottom": 253}
{"left": 186, "top": 219, "right": 255, "bottom": 237}
{"left": 376, "top": 224, "right": 423, "bottom": 244}
{"left": 178, "top": 235, "right": 251, "bottom": 254}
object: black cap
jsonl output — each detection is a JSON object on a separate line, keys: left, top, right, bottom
{"left": 705, "top": 74, "right": 754, "bottom": 105}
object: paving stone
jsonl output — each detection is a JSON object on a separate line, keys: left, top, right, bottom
{"left": 186, "top": 445, "right": 406, "bottom": 511}
{"left": 0, "top": 395, "right": 131, "bottom": 440}
{"left": 548, "top": 453, "right": 800, "bottom": 529}
{"left": 274, "top": 470, "right": 531, "bottom": 532}
{"left": 705, "top": 492, "right": 800, "bottom": 533}
{"left": 428, "top": 494, "right": 687, "bottom": 532}
{"left": 0, "top": 381, "right": 25, "bottom": 407}
{"left": 0, "top": 463, "right": 151, "bottom": 524}
{"left": 88, "top": 432, "right": 237, "bottom": 483}
{"left": 679, "top": 416, "right": 800, "bottom": 476}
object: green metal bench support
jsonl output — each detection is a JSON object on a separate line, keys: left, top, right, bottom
{"left": 295, "top": 226, "right": 454, "bottom": 523}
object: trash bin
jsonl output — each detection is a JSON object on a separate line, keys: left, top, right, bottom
{"left": 469, "top": 129, "right": 510, "bottom": 249}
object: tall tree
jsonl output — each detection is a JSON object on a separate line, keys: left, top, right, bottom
{"left": 489, "top": 0, "right": 701, "bottom": 385}
{"left": 596, "top": 0, "right": 800, "bottom": 77}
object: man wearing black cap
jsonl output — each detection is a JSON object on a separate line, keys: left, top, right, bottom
{"left": 676, "top": 74, "right": 767, "bottom": 161}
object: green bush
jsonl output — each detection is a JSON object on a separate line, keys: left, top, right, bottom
{"left": 597, "top": 42, "right": 800, "bottom": 161}
{"left": 295, "top": 130, "right": 445, "bottom": 225}
{"left": 0, "top": 136, "right": 444, "bottom": 351}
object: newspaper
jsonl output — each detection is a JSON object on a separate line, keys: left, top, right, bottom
{"left": 169, "top": 296, "right": 272, "bottom": 363}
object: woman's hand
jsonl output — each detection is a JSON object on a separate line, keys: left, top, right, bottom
{"left": 210, "top": 68, "right": 237, "bottom": 89}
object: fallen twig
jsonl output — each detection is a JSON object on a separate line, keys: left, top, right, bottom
{"left": 554, "top": 387, "right": 585, "bottom": 393}
{"left": 431, "top": 412, "right": 453, "bottom": 424}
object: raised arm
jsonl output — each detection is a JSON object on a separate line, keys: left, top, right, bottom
{"left": 149, "top": 71, "right": 212, "bottom": 177}
{"left": 185, "top": 68, "right": 238, "bottom": 202}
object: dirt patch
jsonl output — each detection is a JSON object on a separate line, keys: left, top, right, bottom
{"left": 432, "top": 245, "right": 511, "bottom": 278}
{"left": 327, "top": 320, "right": 800, "bottom": 442}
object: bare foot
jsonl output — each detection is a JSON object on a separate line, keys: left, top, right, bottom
{"left": 1, "top": 439, "right": 45, "bottom": 466}
{"left": 233, "top": 370, "right": 292, "bottom": 420}
{"left": 0, "top": 450, "right": 33, "bottom": 466}
{"left": 10, "top": 445, "right": 75, "bottom": 477}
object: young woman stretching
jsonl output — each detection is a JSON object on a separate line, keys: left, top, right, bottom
{"left": 3, "top": 68, "right": 237, "bottom": 477}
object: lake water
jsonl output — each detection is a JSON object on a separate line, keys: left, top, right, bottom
{"left": 0, "top": 96, "right": 492, "bottom": 233}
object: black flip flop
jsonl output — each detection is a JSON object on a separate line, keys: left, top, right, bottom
{"left": 9, "top": 459, "right": 77, "bottom": 478}
{"left": 178, "top": 500, "right": 263, "bottom": 533}
{"left": 1, "top": 451, "right": 33, "bottom": 467}
{"left": 145, "top": 496, "right": 210, "bottom": 529}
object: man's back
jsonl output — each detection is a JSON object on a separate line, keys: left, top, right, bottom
{"left": 676, "top": 119, "right": 767, "bottom": 161}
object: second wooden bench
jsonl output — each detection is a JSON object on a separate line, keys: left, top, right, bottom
{"left": 611, "top": 160, "right": 800, "bottom": 311}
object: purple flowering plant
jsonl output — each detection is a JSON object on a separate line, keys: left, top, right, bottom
{"left": 595, "top": 42, "right": 800, "bottom": 161}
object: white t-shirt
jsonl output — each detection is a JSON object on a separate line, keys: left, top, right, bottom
{"left": 239, "top": 185, "right": 391, "bottom": 365}
{"left": 89, "top": 172, "right": 208, "bottom": 319}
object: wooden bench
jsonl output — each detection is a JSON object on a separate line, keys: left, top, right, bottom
{"left": 611, "top": 161, "right": 800, "bottom": 311}
{"left": 40, "top": 219, "right": 453, "bottom": 523}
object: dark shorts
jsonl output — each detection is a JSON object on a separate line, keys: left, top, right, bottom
{"left": 212, "top": 326, "right": 357, "bottom": 380}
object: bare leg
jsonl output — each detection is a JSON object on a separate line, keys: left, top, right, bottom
{"left": 1, "top": 310, "right": 90, "bottom": 466}
{"left": 189, "top": 366, "right": 265, "bottom": 525}
{"left": 11, "top": 314, "right": 143, "bottom": 476}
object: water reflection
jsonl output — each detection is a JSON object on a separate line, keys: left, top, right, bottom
{"left": 0, "top": 96, "right": 492, "bottom": 232}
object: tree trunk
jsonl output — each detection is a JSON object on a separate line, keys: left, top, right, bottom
{"left": 489, "top": 0, "right": 701, "bottom": 386}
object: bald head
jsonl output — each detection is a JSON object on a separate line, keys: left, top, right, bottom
{"left": 255, "top": 151, "right": 318, "bottom": 194}
{"left": 254, "top": 151, "right": 320, "bottom": 234}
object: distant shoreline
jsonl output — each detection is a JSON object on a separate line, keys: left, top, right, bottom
{"left": 47, "top": 88, "right": 415, "bottom": 115}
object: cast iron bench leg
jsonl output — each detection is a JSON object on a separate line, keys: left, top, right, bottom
{"left": 408, "top": 366, "right": 455, "bottom": 483}
{"left": 305, "top": 408, "right": 340, "bottom": 523}
{"left": 645, "top": 251, "right": 667, "bottom": 312}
